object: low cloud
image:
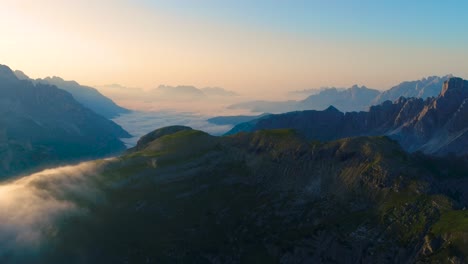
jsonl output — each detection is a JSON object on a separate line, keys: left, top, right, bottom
{"left": 112, "top": 111, "right": 233, "bottom": 147}
{"left": 0, "top": 159, "right": 111, "bottom": 258}
{"left": 95, "top": 84, "right": 245, "bottom": 114}
{"left": 152, "top": 85, "right": 239, "bottom": 100}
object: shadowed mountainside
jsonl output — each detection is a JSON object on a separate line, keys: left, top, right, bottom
{"left": 0, "top": 65, "right": 130, "bottom": 178}
{"left": 14, "top": 71, "right": 130, "bottom": 118}
{"left": 227, "top": 77, "right": 468, "bottom": 156}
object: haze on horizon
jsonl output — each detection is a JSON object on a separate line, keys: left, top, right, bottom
{"left": 1, "top": 0, "right": 468, "bottom": 100}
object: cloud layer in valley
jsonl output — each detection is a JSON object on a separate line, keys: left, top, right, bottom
{"left": 97, "top": 84, "right": 243, "bottom": 113}
{"left": 0, "top": 160, "right": 111, "bottom": 259}
{"left": 112, "top": 111, "right": 234, "bottom": 147}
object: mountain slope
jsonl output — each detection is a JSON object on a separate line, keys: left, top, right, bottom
{"left": 227, "top": 77, "right": 468, "bottom": 156}
{"left": 4, "top": 126, "right": 467, "bottom": 263}
{"left": 36, "top": 76, "right": 130, "bottom": 118}
{"left": 0, "top": 64, "right": 131, "bottom": 178}
{"left": 14, "top": 71, "right": 130, "bottom": 118}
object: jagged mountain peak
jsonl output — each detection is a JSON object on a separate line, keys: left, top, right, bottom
{"left": 324, "top": 105, "right": 340, "bottom": 112}
{"left": 373, "top": 75, "right": 453, "bottom": 105}
{"left": 43, "top": 76, "right": 80, "bottom": 86}
{"left": 441, "top": 77, "right": 467, "bottom": 97}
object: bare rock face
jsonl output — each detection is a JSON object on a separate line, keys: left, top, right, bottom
{"left": 227, "top": 77, "right": 468, "bottom": 156}
{"left": 373, "top": 75, "right": 452, "bottom": 105}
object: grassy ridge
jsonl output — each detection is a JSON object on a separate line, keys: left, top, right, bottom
{"left": 35, "top": 127, "right": 468, "bottom": 263}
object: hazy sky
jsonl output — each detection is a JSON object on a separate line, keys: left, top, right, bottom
{"left": 1, "top": 0, "right": 468, "bottom": 98}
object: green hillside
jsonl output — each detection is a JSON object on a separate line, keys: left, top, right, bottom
{"left": 23, "top": 126, "right": 468, "bottom": 263}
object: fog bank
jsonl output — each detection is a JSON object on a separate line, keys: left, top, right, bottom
{"left": 0, "top": 159, "right": 111, "bottom": 258}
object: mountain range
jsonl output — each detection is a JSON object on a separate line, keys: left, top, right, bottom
{"left": 373, "top": 75, "right": 453, "bottom": 105}
{"left": 6, "top": 125, "right": 467, "bottom": 263}
{"left": 14, "top": 71, "right": 130, "bottom": 118}
{"left": 0, "top": 64, "right": 467, "bottom": 263}
{"left": 228, "top": 76, "right": 452, "bottom": 113}
{"left": 227, "top": 77, "right": 468, "bottom": 156}
{"left": 153, "top": 85, "right": 239, "bottom": 100}
{"left": 0, "top": 65, "right": 130, "bottom": 178}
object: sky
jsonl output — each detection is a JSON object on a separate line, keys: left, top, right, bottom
{"left": 1, "top": 0, "right": 468, "bottom": 99}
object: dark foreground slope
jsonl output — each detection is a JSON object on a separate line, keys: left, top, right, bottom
{"left": 227, "top": 77, "right": 468, "bottom": 156}
{"left": 0, "top": 65, "right": 130, "bottom": 178}
{"left": 6, "top": 126, "right": 467, "bottom": 263}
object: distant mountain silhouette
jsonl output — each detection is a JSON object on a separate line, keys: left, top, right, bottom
{"left": 152, "top": 85, "right": 238, "bottom": 100}
{"left": 227, "top": 77, "right": 468, "bottom": 156}
{"left": 227, "top": 99, "right": 298, "bottom": 113}
{"left": 201, "top": 87, "right": 238, "bottom": 96}
{"left": 298, "top": 85, "right": 380, "bottom": 112}
{"left": 373, "top": 75, "right": 452, "bottom": 104}
{"left": 288, "top": 87, "right": 345, "bottom": 97}
{"left": 228, "top": 85, "right": 380, "bottom": 113}
{"left": 229, "top": 76, "right": 453, "bottom": 114}
{"left": 1, "top": 64, "right": 130, "bottom": 178}
{"left": 14, "top": 71, "right": 130, "bottom": 118}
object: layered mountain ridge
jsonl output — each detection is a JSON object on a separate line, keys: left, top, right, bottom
{"left": 227, "top": 77, "right": 468, "bottom": 156}
{"left": 228, "top": 75, "right": 451, "bottom": 114}
{"left": 373, "top": 75, "right": 452, "bottom": 104}
{"left": 14, "top": 71, "right": 130, "bottom": 118}
{"left": 228, "top": 85, "right": 380, "bottom": 113}
{"left": 0, "top": 64, "right": 131, "bottom": 178}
